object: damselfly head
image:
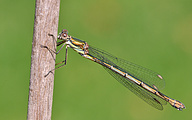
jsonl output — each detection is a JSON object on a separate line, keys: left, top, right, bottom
{"left": 58, "top": 29, "right": 69, "bottom": 40}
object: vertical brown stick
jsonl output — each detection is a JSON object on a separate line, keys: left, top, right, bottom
{"left": 27, "top": 0, "right": 60, "bottom": 120}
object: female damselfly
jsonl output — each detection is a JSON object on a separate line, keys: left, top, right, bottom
{"left": 43, "top": 29, "right": 185, "bottom": 111}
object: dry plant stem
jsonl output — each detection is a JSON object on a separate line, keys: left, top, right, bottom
{"left": 27, "top": 0, "right": 60, "bottom": 120}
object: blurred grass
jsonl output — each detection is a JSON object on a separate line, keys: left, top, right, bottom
{"left": 0, "top": 0, "right": 192, "bottom": 120}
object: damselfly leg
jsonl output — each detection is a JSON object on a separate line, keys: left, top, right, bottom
{"left": 41, "top": 34, "right": 69, "bottom": 77}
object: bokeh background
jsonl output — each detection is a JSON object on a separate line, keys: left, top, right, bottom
{"left": 0, "top": 0, "right": 191, "bottom": 120}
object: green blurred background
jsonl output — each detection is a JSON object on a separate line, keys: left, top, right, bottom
{"left": 0, "top": 0, "right": 192, "bottom": 120}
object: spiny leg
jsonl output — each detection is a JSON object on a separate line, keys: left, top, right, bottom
{"left": 48, "top": 33, "right": 57, "bottom": 52}
{"left": 40, "top": 45, "right": 57, "bottom": 61}
{"left": 44, "top": 45, "right": 69, "bottom": 77}
{"left": 41, "top": 34, "right": 69, "bottom": 77}
{"left": 40, "top": 34, "right": 58, "bottom": 60}
{"left": 40, "top": 34, "right": 66, "bottom": 56}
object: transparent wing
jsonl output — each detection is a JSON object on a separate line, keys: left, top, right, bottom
{"left": 88, "top": 46, "right": 165, "bottom": 90}
{"left": 88, "top": 46, "right": 167, "bottom": 109}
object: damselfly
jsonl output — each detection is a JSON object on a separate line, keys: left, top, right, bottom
{"left": 43, "top": 29, "right": 185, "bottom": 111}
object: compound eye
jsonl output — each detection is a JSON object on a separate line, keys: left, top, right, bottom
{"left": 63, "top": 33, "right": 67, "bottom": 37}
{"left": 58, "top": 29, "right": 69, "bottom": 39}
{"left": 61, "top": 32, "right": 68, "bottom": 39}
{"left": 62, "top": 29, "right": 68, "bottom": 38}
